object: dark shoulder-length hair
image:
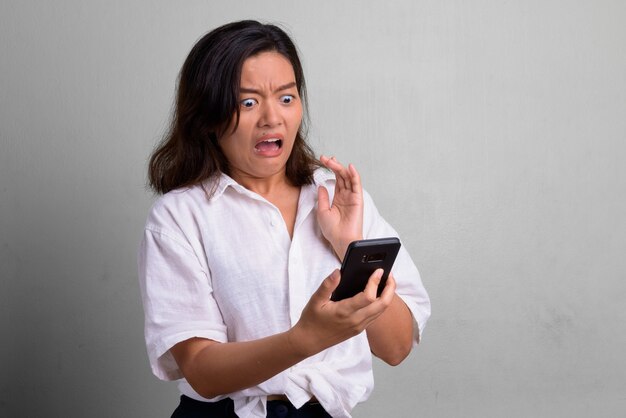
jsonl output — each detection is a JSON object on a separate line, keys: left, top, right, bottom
{"left": 148, "top": 20, "right": 320, "bottom": 195}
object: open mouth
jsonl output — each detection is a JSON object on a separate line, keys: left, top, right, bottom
{"left": 254, "top": 138, "right": 283, "bottom": 153}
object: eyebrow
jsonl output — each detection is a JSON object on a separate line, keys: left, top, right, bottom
{"left": 239, "top": 82, "right": 297, "bottom": 95}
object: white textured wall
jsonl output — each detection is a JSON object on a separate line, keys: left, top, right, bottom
{"left": 2, "top": 1, "right": 625, "bottom": 417}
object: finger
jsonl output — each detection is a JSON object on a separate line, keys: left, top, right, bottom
{"left": 352, "top": 274, "right": 396, "bottom": 323}
{"left": 342, "top": 269, "right": 384, "bottom": 311}
{"left": 320, "top": 155, "right": 338, "bottom": 174}
{"left": 321, "top": 155, "right": 350, "bottom": 190}
{"left": 351, "top": 269, "right": 396, "bottom": 308}
{"left": 378, "top": 272, "right": 397, "bottom": 304}
{"left": 347, "top": 163, "right": 362, "bottom": 194}
{"left": 320, "top": 155, "right": 341, "bottom": 170}
{"left": 310, "top": 269, "right": 341, "bottom": 304}
{"left": 362, "top": 268, "right": 384, "bottom": 300}
{"left": 349, "top": 295, "right": 389, "bottom": 327}
{"left": 334, "top": 161, "right": 361, "bottom": 195}
{"left": 317, "top": 186, "right": 330, "bottom": 213}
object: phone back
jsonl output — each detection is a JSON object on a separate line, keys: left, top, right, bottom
{"left": 331, "top": 237, "right": 401, "bottom": 301}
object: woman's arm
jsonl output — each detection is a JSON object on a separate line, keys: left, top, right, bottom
{"left": 170, "top": 332, "right": 305, "bottom": 399}
{"left": 365, "top": 274, "right": 415, "bottom": 365}
{"left": 316, "top": 158, "right": 416, "bottom": 366}
{"left": 170, "top": 269, "right": 395, "bottom": 399}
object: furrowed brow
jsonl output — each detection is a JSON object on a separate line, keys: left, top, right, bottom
{"left": 274, "top": 82, "right": 297, "bottom": 92}
{"left": 239, "top": 82, "right": 297, "bottom": 95}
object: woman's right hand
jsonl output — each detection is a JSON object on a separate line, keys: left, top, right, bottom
{"left": 288, "top": 268, "right": 396, "bottom": 356}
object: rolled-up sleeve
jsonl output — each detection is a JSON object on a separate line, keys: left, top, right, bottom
{"left": 138, "top": 227, "right": 227, "bottom": 381}
{"left": 362, "top": 191, "right": 431, "bottom": 344}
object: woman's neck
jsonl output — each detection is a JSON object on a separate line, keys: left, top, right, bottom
{"left": 230, "top": 170, "right": 294, "bottom": 197}
{"left": 230, "top": 170, "right": 300, "bottom": 238}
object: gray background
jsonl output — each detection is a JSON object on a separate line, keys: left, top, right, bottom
{"left": 2, "top": 1, "right": 625, "bottom": 417}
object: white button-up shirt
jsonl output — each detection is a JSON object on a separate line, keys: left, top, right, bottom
{"left": 138, "top": 169, "right": 430, "bottom": 418}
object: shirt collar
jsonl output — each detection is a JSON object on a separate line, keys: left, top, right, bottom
{"left": 312, "top": 168, "right": 336, "bottom": 187}
{"left": 206, "top": 169, "right": 336, "bottom": 202}
{"left": 204, "top": 173, "right": 247, "bottom": 202}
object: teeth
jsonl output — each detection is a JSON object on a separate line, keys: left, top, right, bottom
{"left": 262, "top": 138, "right": 280, "bottom": 143}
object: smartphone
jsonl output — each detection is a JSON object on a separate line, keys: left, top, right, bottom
{"left": 330, "top": 237, "right": 401, "bottom": 301}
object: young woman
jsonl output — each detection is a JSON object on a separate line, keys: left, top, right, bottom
{"left": 139, "top": 20, "right": 430, "bottom": 418}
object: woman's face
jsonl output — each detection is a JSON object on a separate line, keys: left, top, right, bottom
{"left": 218, "top": 51, "right": 303, "bottom": 185}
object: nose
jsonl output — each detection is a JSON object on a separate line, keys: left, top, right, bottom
{"left": 257, "top": 100, "right": 281, "bottom": 128}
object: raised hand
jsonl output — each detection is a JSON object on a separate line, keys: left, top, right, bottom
{"left": 317, "top": 155, "right": 364, "bottom": 260}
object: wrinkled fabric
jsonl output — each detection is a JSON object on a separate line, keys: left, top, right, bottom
{"left": 138, "top": 169, "right": 431, "bottom": 417}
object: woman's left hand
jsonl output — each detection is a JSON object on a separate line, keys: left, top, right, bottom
{"left": 317, "top": 155, "right": 363, "bottom": 260}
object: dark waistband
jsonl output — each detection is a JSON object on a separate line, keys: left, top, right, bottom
{"left": 173, "top": 395, "right": 329, "bottom": 418}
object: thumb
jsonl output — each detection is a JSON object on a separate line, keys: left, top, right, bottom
{"left": 317, "top": 186, "right": 330, "bottom": 214}
{"left": 311, "top": 269, "right": 340, "bottom": 303}
{"left": 363, "top": 268, "right": 384, "bottom": 299}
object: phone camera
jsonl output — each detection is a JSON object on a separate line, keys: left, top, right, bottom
{"left": 362, "top": 253, "right": 386, "bottom": 263}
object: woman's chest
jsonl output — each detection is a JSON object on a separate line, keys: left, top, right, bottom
{"left": 199, "top": 202, "right": 340, "bottom": 338}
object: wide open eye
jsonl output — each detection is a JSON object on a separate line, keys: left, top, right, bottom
{"left": 241, "top": 98, "right": 257, "bottom": 108}
{"left": 280, "top": 95, "right": 295, "bottom": 104}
